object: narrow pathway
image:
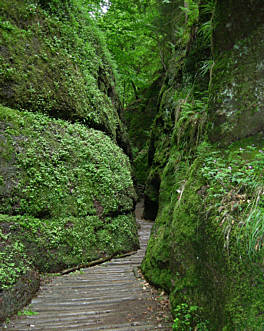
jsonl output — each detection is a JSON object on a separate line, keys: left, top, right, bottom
{"left": 5, "top": 218, "right": 172, "bottom": 330}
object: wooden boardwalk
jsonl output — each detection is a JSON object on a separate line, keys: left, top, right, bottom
{"left": 5, "top": 219, "right": 171, "bottom": 331}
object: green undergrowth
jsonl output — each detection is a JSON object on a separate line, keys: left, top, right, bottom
{"left": 0, "top": 226, "right": 32, "bottom": 290}
{"left": 0, "top": 0, "right": 122, "bottom": 139}
{"left": 0, "top": 212, "right": 138, "bottom": 290}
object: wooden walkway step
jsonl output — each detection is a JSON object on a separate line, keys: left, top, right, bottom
{"left": 4, "top": 220, "right": 172, "bottom": 330}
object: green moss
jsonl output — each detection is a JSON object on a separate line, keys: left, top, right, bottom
{"left": 142, "top": 137, "right": 264, "bottom": 329}
{"left": 0, "top": 226, "right": 32, "bottom": 290}
{"left": 209, "top": 24, "right": 264, "bottom": 144}
{"left": 0, "top": 1, "right": 136, "bottom": 314}
{"left": 0, "top": 0, "right": 123, "bottom": 140}
{"left": 140, "top": 53, "right": 264, "bottom": 327}
{"left": 133, "top": 147, "right": 149, "bottom": 186}
{"left": 0, "top": 105, "right": 139, "bottom": 289}
{"left": 139, "top": 1, "right": 264, "bottom": 329}
{"left": 0, "top": 212, "right": 139, "bottom": 289}
{"left": 123, "top": 78, "right": 162, "bottom": 187}
{"left": 141, "top": 222, "right": 173, "bottom": 290}
{"left": 0, "top": 105, "right": 136, "bottom": 218}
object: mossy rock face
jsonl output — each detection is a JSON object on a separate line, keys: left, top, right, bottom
{"left": 0, "top": 211, "right": 138, "bottom": 321}
{"left": 209, "top": 2, "right": 264, "bottom": 144}
{"left": 0, "top": 0, "right": 123, "bottom": 141}
{"left": 142, "top": 140, "right": 264, "bottom": 329}
{"left": 140, "top": 0, "right": 264, "bottom": 329}
{"left": 213, "top": 0, "right": 264, "bottom": 52}
{"left": 0, "top": 212, "right": 138, "bottom": 278}
{"left": 142, "top": 154, "right": 226, "bottom": 328}
{"left": 124, "top": 78, "right": 162, "bottom": 151}
{"left": 123, "top": 78, "right": 162, "bottom": 188}
{"left": 0, "top": 105, "right": 139, "bottom": 319}
{"left": 0, "top": 1, "right": 135, "bottom": 321}
{"left": 141, "top": 83, "right": 177, "bottom": 218}
{"left": 0, "top": 270, "right": 40, "bottom": 323}
{"left": 0, "top": 105, "right": 136, "bottom": 219}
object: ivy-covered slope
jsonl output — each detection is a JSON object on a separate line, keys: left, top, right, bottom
{"left": 141, "top": 0, "right": 264, "bottom": 329}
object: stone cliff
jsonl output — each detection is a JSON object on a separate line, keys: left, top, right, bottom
{"left": 138, "top": 0, "right": 264, "bottom": 329}
{"left": 0, "top": 0, "right": 138, "bottom": 321}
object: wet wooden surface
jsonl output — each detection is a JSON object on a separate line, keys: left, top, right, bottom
{"left": 4, "top": 218, "right": 171, "bottom": 331}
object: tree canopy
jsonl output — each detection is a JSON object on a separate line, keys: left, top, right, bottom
{"left": 94, "top": 0, "right": 164, "bottom": 105}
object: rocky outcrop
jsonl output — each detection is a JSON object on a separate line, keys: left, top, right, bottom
{"left": 0, "top": 0, "right": 137, "bottom": 322}
{"left": 123, "top": 78, "right": 162, "bottom": 194}
{"left": 0, "top": 0, "right": 128, "bottom": 146}
{"left": 0, "top": 105, "right": 138, "bottom": 322}
{"left": 209, "top": 0, "right": 264, "bottom": 144}
{"left": 0, "top": 271, "right": 40, "bottom": 322}
{"left": 141, "top": 0, "right": 264, "bottom": 329}
{"left": 0, "top": 107, "right": 136, "bottom": 220}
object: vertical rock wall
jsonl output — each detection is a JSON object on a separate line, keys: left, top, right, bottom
{"left": 141, "top": 1, "right": 264, "bottom": 329}
{"left": 0, "top": 0, "right": 137, "bottom": 322}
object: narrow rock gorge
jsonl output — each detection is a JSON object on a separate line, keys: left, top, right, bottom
{"left": 1, "top": 0, "right": 264, "bottom": 329}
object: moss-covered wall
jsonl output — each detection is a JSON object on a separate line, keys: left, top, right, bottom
{"left": 141, "top": 0, "right": 264, "bottom": 329}
{"left": 0, "top": 0, "right": 137, "bottom": 322}
{"left": 0, "top": 105, "right": 139, "bottom": 312}
{"left": 0, "top": 106, "right": 136, "bottom": 219}
{"left": 123, "top": 78, "right": 163, "bottom": 192}
{"left": 0, "top": 0, "right": 129, "bottom": 146}
{"left": 209, "top": 0, "right": 264, "bottom": 145}
{"left": 142, "top": 140, "right": 264, "bottom": 329}
{"left": 213, "top": 0, "right": 264, "bottom": 52}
